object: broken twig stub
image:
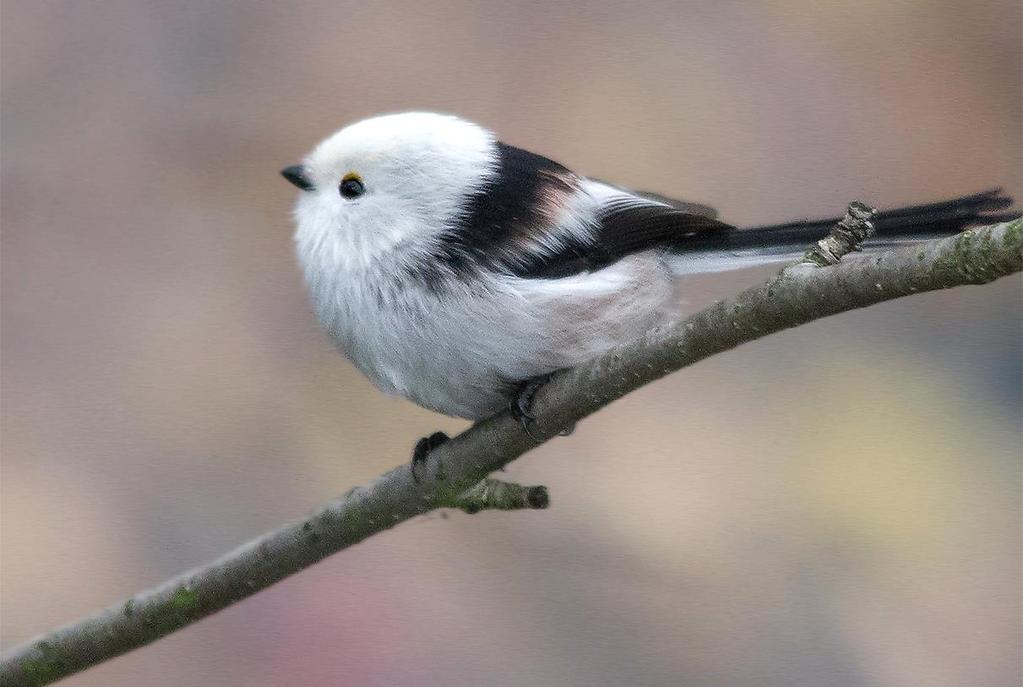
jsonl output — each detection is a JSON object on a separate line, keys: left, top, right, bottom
{"left": 804, "top": 201, "right": 877, "bottom": 266}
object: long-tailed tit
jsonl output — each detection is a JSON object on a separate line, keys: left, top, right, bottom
{"left": 282, "top": 112, "right": 1014, "bottom": 462}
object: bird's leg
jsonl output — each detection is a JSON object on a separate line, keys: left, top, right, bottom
{"left": 410, "top": 431, "right": 449, "bottom": 482}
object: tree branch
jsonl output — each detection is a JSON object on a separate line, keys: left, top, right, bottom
{"left": 3, "top": 214, "right": 1020, "bottom": 687}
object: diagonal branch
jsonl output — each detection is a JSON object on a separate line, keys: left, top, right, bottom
{"left": 2, "top": 214, "right": 1020, "bottom": 687}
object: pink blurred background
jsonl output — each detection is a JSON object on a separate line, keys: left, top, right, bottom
{"left": 2, "top": 2, "right": 1020, "bottom": 685}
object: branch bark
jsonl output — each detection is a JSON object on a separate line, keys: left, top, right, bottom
{"left": 3, "top": 215, "right": 1020, "bottom": 687}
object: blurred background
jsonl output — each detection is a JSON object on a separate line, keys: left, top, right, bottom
{"left": 2, "top": 1, "right": 1020, "bottom": 685}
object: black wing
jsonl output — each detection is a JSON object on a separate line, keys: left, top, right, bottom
{"left": 520, "top": 191, "right": 733, "bottom": 279}
{"left": 425, "top": 142, "right": 580, "bottom": 284}
{"left": 426, "top": 142, "right": 732, "bottom": 282}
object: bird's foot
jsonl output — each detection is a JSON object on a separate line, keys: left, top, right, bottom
{"left": 510, "top": 375, "right": 554, "bottom": 439}
{"left": 410, "top": 431, "right": 449, "bottom": 482}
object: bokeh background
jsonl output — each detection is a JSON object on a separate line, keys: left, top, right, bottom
{"left": 2, "top": 2, "right": 1020, "bottom": 685}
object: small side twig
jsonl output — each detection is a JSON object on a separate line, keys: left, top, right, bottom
{"left": 449, "top": 478, "right": 549, "bottom": 513}
{"left": 803, "top": 201, "right": 877, "bottom": 266}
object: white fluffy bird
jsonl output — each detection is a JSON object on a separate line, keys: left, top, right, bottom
{"left": 283, "top": 112, "right": 1012, "bottom": 457}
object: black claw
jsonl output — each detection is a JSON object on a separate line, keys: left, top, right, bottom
{"left": 410, "top": 431, "right": 449, "bottom": 482}
{"left": 512, "top": 391, "right": 536, "bottom": 423}
{"left": 510, "top": 375, "right": 554, "bottom": 439}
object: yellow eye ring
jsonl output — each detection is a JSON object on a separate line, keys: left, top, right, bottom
{"left": 339, "top": 172, "right": 365, "bottom": 199}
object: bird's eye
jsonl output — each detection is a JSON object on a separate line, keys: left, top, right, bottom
{"left": 339, "top": 173, "right": 365, "bottom": 199}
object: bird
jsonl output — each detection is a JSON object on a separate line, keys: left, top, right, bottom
{"left": 281, "top": 111, "right": 1015, "bottom": 465}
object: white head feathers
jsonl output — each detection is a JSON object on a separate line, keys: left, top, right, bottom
{"left": 292, "top": 112, "right": 498, "bottom": 275}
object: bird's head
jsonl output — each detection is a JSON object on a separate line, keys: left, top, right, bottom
{"left": 284, "top": 112, "right": 496, "bottom": 272}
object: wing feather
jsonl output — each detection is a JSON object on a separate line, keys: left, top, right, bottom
{"left": 519, "top": 190, "right": 733, "bottom": 279}
{"left": 428, "top": 144, "right": 732, "bottom": 282}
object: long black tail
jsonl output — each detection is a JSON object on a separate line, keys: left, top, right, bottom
{"left": 737, "top": 188, "right": 1017, "bottom": 249}
{"left": 672, "top": 189, "right": 1018, "bottom": 274}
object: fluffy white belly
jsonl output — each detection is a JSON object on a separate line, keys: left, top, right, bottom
{"left": 306, "top": 253, "right": 674, "bottom": 420}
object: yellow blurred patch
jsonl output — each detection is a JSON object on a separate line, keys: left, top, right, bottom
{"left": 789, "top": 355, "right": 1002, "bottom": 552}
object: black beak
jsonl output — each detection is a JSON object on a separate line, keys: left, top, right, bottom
{"left": 281, "top": 165, "right": 314, "bottom": 191}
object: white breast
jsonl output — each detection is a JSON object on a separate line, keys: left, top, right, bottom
{"left": 296, "top": 220, "right": 674, "bottom": 419}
